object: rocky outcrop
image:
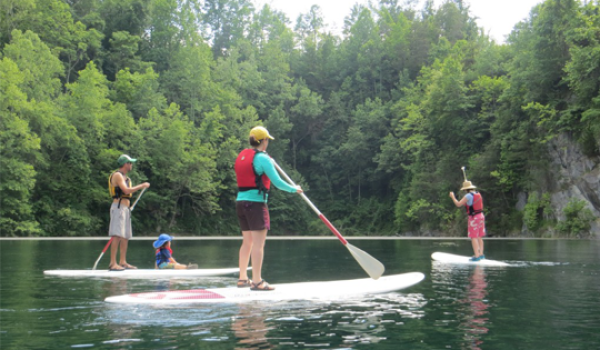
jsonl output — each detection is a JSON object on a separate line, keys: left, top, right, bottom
{"left": 545, "top": 133, "right": 600, "bottom": 235}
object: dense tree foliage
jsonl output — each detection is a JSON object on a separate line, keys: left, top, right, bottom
{"left": 1, "top": 0, "right": 598, "bottom": 237}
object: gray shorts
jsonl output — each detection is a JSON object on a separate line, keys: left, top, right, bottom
{"left": 109, "top": 202, "right": 132, "bottom": 239}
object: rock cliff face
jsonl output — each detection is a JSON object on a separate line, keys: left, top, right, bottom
{"left": 543, "top": 133, "right": 600, "bottom": 235}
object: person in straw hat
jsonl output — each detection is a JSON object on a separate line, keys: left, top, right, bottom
{"left": 450, "top": 180, "right": 486, "bottom": 261}
{"left": 234, "top": 126, "right": 303, "bottom": 291}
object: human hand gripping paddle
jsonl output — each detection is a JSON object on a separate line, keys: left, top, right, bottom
{"left": 273, "top": 161, "right": 385, "bottom": 280}
{"left": 92, "top": 188, "right": 146, "bottom": 270}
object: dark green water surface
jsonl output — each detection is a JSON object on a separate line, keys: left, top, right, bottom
{"left": 1, "top": 238, "right": 599, "bottom": 349}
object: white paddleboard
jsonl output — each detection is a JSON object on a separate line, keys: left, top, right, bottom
{"left": 431, "top": 252, "right": 509, "bottom": 267}
{"left": 44, "top": 267, "right": 245, "bottom": 279}
{"left": 105, "top": 272, "right": 425, "bottom": 304}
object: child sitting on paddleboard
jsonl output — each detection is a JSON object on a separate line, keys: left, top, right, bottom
{"left": 153, "top": 234, "right": 197, "bottom": 269}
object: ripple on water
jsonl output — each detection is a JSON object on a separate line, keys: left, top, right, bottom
{"left": 101, "top": 338, "right": 142, "bottom": 344}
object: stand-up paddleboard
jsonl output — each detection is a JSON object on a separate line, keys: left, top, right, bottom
{"left": 44, "top": 267, "right": 246, "bottom": 279}
{"left": 432, "top": 252, "right": 509, "bottom": 267}
{"left": 105, "top": 272, "right": 425, "bottom": 304}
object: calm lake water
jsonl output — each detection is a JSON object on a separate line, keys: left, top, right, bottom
{"left": 1, "top": 238, "right": 600, "bottom": 349}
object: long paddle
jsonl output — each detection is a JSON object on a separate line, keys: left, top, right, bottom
{"left": 273, "top": 161, "right": 385, "bottom": 280}
{"left": 92, "top": 188, "right": 146, "bottom": 270}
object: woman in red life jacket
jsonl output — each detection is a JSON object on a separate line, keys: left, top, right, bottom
{"left": 450, "top": 181, "right": 486, "bottom": 261}
{"left": 234, "top": 126, "right": 303, "bottom": 291}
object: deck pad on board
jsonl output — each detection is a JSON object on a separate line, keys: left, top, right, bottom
{"left": 105, "top": 272, "right": 425, "bottom": 304}
{"left": 431, "top": 252, "right": 509, "bottom": 266}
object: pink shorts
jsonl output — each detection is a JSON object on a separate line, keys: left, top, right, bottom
{"left": 468, "top": 213, "right": 486, "bottom": 238}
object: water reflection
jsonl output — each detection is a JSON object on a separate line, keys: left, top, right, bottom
{"left": 230, "top": 294, "right": 423, "bottom": 348}
{"left": 431, "top": 262, "right": 492, "bottom": 350}
{"left": 101, "top": 278, "right": 138, "bottom": 343}
{"left": 102, "top": 277, "right": 132, "bottom": 300}
{"left": 232, "top": 304, "right": 274, "bottom": 349}
{"left": 98, "top": 290, "right": 427, "bottom": 349}
{"left": 459, "top": 266, "right": 489, "bottom": 350}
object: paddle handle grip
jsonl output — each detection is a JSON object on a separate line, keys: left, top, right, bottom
{"left": 273, "top": 161, "right": 348, "bottom": 245}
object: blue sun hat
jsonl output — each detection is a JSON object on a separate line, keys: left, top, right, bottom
{"left": 153, "top": 234, "right": 172, "bottom": 249}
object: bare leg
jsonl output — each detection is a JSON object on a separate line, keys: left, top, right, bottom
{"left": 478, "top": 238, "right": 484, "bottom": 256}
{"left": 250, "top": 229, "right": 267, "bottom": 284}
{"left": 239, "top": 231, "right": 253, "bottom": 281}
{"left": 174, "top": 263, "right": 188, "bottom": 269}
{"left": 471, "top": 238, "right": 480, "bottom": 258}
{"left": 118, "top": 238, "right": 128, "bottom": 266}
{"left": 118, "top": 239, "right": 136, "bottom": 268}
{"left": 109, "top": 237, "right": 124, "bottom": 269}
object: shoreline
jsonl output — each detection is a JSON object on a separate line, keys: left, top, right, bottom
{"left": 0, "top": 236, "right": 584, "bottom": 240}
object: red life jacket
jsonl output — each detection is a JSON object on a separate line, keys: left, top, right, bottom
{"left": 465, "top": 192, "right": 483, "bottom": 216}
{"left": 235, "top": 149, "right": 271, "bottom": 195}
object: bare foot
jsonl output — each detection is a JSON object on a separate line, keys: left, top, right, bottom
{"left": 109, "top": 264, "right": 124, "bottom": 271}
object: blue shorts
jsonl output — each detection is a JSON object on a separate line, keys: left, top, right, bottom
{"left": 158, "top": 262, "right": 175, "bottom": 269}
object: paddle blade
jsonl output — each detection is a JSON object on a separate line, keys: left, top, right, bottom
{"left": 346, "top": 243, "right": 385, "bottom": 280}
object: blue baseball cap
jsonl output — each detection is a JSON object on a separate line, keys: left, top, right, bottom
{"left": 153, "top": 234, "right": 172, "bottom": 249}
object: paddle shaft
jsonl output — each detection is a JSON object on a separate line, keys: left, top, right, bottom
{"left": 92, "top": 239, "right": 113, "bottom": 270}
{"left": 273, "top": 160, "right": 385, "bottom": 279}
{"left": 130, "top": 187, "right": 146, "bottom": 211}
{"left": 273, "top": 161, "right": 348, "bottom": 245}
{"left": 92, "top": 188, "right": 146, "bottom": 270}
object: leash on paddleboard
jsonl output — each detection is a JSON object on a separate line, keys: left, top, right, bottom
{"left": 92, "top": 188, "right": 146, "bottom": 270}
{"left": 273, "top": 161, "right": 385, "bottom": 280}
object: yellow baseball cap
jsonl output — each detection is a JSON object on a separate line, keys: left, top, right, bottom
{"left": 249, "top": 126, "right": 274, "bottom": 141}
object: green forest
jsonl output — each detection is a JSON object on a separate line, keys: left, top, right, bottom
{"left": 1, "top": 0, "right": 599, "bottom": 237}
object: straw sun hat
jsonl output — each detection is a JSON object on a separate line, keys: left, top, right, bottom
{"left": 460, "top": 181, "right": 477, "bottom": 191}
